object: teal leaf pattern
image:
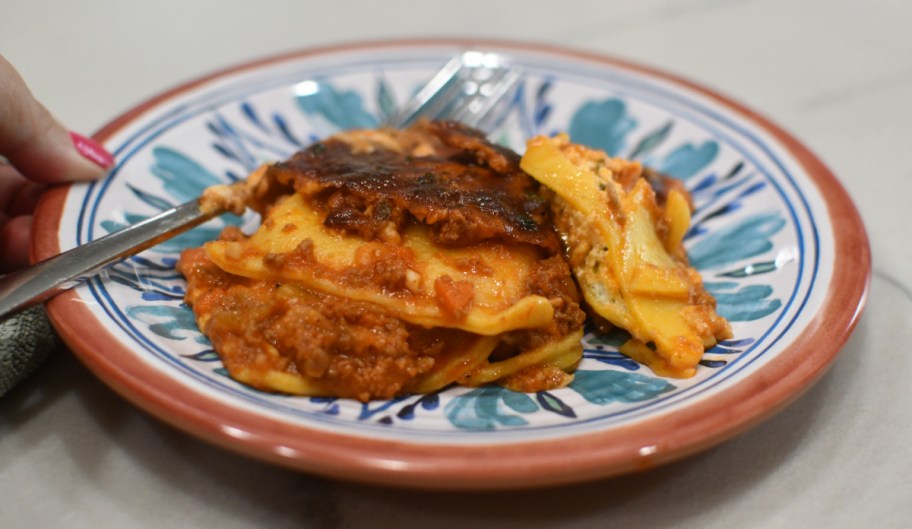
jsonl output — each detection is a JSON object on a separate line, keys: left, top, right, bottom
{"left": 376, "top": 78, "right": 397, "bottom": 123}
{"left": 501, "top": 389, "right": 538, "bottom": 413}
{"left": 570, "top": 370, "right": 676, "bottom": 404}
{"left": 658, "top": 141, "right": 720, "bottom": 180}
{"left": 126, "top": 305, "right": 208, "bottom": 344}
{"left": 717, "top": 260, "right": 780, "bottom": 278}
{"left": 445, "top": 387, "right": 539, "bottom": 430}
{"left": 295, "top": 81, "right": 378, "bottom": 130}
{"left": 705, "top": 282, "right": 782, "bottom": 321}
{"left": 688, "top": 213, "right": 786, "bottom": 270}
{"left": 568, "top": 98, "right": 636, "bottom": 156}
{"left": 150, "top": 147, "right": 221, "bottom": 201}
{"left": 628, "top": 121, "right": 673, "bottom": 160}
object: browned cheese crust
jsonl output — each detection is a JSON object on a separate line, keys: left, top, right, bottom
{"left": 260, "top": 120, "right": 561, "bottom": 251}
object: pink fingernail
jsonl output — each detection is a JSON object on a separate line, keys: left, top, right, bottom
{"left": 70, "top": 131, "right": 115, "bottom": 169}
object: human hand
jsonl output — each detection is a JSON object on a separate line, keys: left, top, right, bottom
{"left": 1, "top": 55, "right": 113, "bottom": 272}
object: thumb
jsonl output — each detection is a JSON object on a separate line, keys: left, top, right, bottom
{"left": 0, "top": 55, "right": 113, "bottom": 184}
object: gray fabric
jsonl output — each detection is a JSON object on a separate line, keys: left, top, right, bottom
{"left": 0, "top": 306, "right": 58, "bottom": 396}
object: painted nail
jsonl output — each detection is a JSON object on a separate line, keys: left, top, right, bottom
{"left": 69, "top": 131, "right": 115, "bottom": 169}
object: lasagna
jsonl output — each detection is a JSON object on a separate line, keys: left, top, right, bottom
{"left": 178, "top": 121, "right": 586, "bottom": 401}
{"left": 520, "top": 133, "right": 732, "bottom": 377}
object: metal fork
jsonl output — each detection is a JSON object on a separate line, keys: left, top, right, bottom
{"left": 387, "top": 50, "right": 521, "bottom": 130}
{"left": 0, "top": 51, "right": 522, "bottom": 319}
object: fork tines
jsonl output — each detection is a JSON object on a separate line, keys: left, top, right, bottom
{"left": 386, "top": 51, "right": 522, "bottom": 133}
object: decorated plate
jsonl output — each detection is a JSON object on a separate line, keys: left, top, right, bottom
{"left": 33, "top": 39, "right": 869, "bottom": 489}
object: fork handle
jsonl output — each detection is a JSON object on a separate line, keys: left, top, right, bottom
{"left": 0, "top": 199, "right": 219, "bottom": 320}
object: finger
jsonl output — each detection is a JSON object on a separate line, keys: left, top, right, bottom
{"left": 0, "top": 55, "right": 114, "bottom": 185}
{"left": 0, "top": 214, "right": 32, "bottom": 271}
{"left": 9, "top": 182, "right": 44, "bottom": 217}
{"left": 0, "top": 163, "right": 44, "bottom": 216}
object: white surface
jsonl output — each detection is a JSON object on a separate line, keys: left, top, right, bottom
{"left": 1, "top": 0, "right": 909, "bottom": 527}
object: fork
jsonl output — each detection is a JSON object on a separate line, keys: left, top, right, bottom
{"left": 0, "top": 51, "right": 522, "bottom": 320}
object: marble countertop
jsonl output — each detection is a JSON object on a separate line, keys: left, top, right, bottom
{"left": 2, "top": 1, "right": 909, "bottom": 527}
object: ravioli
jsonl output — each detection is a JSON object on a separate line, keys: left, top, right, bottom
{"left": 205, "top": 193, "right": 556, "bottom": 335}
{"left": 178, "top": 121, "right": 586, "bottom": 401}
{"left": 520, "top": 134, "right": 731, "bottom": 378}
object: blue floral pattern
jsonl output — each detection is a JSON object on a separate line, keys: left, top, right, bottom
{"left": 76, "top": 57, "right": 808, "bottom": 435}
